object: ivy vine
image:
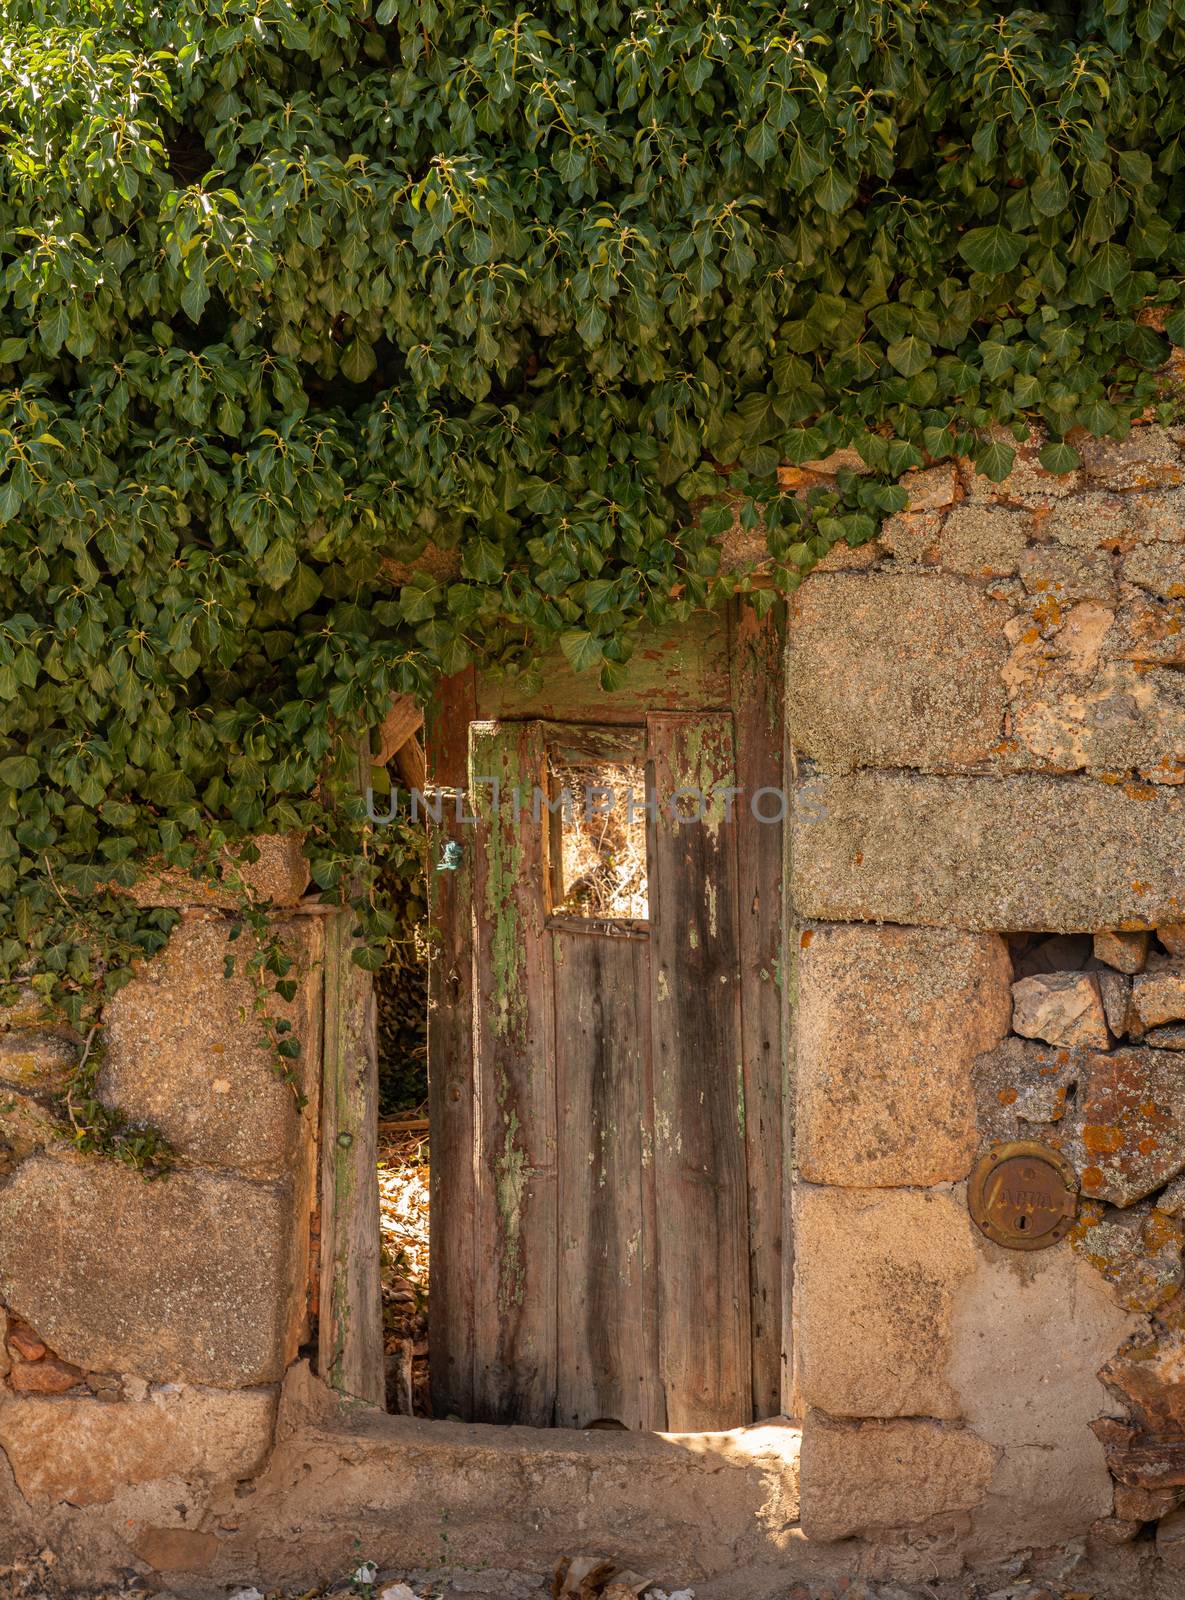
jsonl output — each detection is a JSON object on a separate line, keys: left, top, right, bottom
{"left": 1, "top": 0, "right": 1185, "bottom": 1141}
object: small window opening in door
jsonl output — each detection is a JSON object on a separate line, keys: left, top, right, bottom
{"left": 545, "top": 729, "right": 649, "bottom": 920}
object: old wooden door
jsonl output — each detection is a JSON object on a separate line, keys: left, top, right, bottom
{"left": 426, "top": 609, "right": 785, "bottom": 1430}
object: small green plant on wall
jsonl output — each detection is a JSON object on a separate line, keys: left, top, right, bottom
{"left": 0, "top": 0, "right": 1184, "bottom": 1148}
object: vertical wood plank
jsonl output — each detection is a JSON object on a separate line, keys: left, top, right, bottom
{"left": 731, "top": 603, "right": 787, "bottom": 1420}
{"left": 647, "top": 711, "right": 751, "bottom": 1430}
{"left": 469, "top": 719, "right": 557, "bottom": 1424}
{"left": 426, "top": 669, "right": 478, "bottom": 1419}
{"left": 554, "top": 928, "right": 662, "bottom": 1430}
{"left": 319, "top": 820, "right": 385, "bottom": 1405}
{"left": 783, "top": 694, "right": 802, "bottom": 1420}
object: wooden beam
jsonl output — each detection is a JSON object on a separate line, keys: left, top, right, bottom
{"left": 393, "top": 732, "right": 426, "bottom": 793}
{"left": 318, "top": 738, "right": 385, "bottom": 1408}
{"left": 376, "top": 693, "right": 424, "bottom": 766}
{"left": 731, "top": 601, "right": 787, "bottom": 1422}
{"left": 427, "top": 670, "right": 479, "bottom": 1419}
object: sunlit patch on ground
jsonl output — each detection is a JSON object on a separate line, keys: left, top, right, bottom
{"left": 378, "top": 1119, "right": 430, "bottom": 1416}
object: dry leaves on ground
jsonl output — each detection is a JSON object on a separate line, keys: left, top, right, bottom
{"left": 378, "top": 1121, "right": 430, "bottom": 1416}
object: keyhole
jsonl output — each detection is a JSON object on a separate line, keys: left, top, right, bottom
{"left": 1017, "top": 1215, "right": 1028, "bottom": 1230}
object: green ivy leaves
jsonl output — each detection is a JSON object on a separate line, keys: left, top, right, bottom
{"left": 958, "top": 226, "right": 1028, "bottom": 276}
{"left": 0, "top": 0, "right": 1181, "bottom": 1051}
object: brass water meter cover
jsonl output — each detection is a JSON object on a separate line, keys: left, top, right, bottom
{"left": 967, "top": 1140, "right": 1078, "bottom": 1251}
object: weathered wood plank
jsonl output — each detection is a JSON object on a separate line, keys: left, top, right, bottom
{"left": 426, "top": 669, "right": 478, "bottom": 1420}
{"left": 647, "top": 711, "right": 751, "bottom": 1429}
{"left": 477, "top": 615, "right": 730, "bottom": 723}
{"left": 469, "top": 718, "right": 558, "bottom": 1424}
{"left": 393, "top": 732, "right": 426, "bottom": 792}
{"left": 731, "top": 602, "right": 787, "bottom": 1421}
{"left": 319, "top": 900, "right": 385, "bottom": 1407}
{"left": 377, "top": 692, "right": 424, "bottom": 765}
{"left": 554, "top": 928, "right": 662, "bottom": 1430}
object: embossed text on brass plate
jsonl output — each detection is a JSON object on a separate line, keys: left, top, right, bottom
{"left": 967, "top": 1140, "right": 1078, "bottom": 1251}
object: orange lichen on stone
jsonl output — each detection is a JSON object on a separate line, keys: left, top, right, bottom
{"left": 998, "top": 1086, "right": 1018, "bottom": 1106}
{"left": 1143, "top": 1210, "right": 1183, "bottom": 1252}
{"left": 1084, "top": 1124, "right": 1126, "bottom": 1155}
{"left": 1032, "top": 598, "right": 1065, "bottom": 629}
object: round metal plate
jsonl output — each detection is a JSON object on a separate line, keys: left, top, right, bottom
{"left": 967, "top": 1140, "right": 1078, "bottom": 1251}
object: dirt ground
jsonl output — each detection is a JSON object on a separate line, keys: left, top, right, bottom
{"left": 2, "top": 1564, "right": 1178, "bottom": 1600}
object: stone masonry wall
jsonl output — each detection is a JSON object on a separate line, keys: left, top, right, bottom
{"left": 0, "top": 842, "right": 321, "bottom": 1580}
{"left": 789, "top": 422, "right": 1185, "bottom": 1581}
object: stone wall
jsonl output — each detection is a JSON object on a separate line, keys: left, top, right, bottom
{"left": 0, "top": 840, "right": 322, "bottom": 1581}
{"left": 789, "top": 422, "right": 1185, "bottom": 1580}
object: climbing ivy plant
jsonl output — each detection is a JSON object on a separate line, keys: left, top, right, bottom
{"left": 1, "top": 0, "right": 1185, "bottom": 1080}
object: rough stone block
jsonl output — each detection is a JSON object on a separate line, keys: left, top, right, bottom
{"left": 1130, "top": 486, "right": 1185, "bottom": 543}
{"left": 811, "top": 537, "right": 880, "bottom": 572}
{"left": 0, "top": 1031, "right": 77, "bottom": 1094}
{"left": 1122, "top": 542, "right": 1185, "bottom": 599}
{"left": 798, "top": 1411, "right": 996, "bottom": 1543}
{"left": 1079, "top": 426, "right": 1185, "bottom": 491}
{"left": 1094, "top": 930, "right": 1150, "bottom": 973}
{"left": 1098, "top": 969, "right": 1133, "bottom": 1036}
{"left": 1114, "top": 1484, "right": 1182, "bottom": 1521}
{"left": 1075, "top": 1048, "right": 1185, "bottom": 1206}
{"left": 939, "top": 504, "right": 1028, "bottom": 576}
{"left": 0, "top": 1089, "right": 69, "bottom": 1169}
{"left": 1011, "top": 972, "right": 1110, "bottom": 1049}
{"left": 1039, "top": 491, "right": 1135, "bottom": 551}
{"left": 878, "top": 510, "right": 941, "bottom": 564}
{"left": 1002, "top": 591, "right": 1185, "bottom": 780}
{"left": 1019, "top": 544, "right": 1118, "bottom": 605}
{"left": 1011, "top": 657, "right": 1185, "bottom": 781}
{"left": 1109, "top": 595, "right": 1185, "bottom": 666}
{"left": 1072, "top": 1204, "right": 1183, "bottom": 1312}
{"left": 0, "top": 1385, "right": 276, "bottom": 1505}
{"left": 791, "top": 771, "right": 1185, "bottom": 931}
{"left": 0, "top": 1155, "right": 308, "bottom": 1385}
{"left": 9, "top": 1355, "right": 85, "bottom": 1394}
{"left": 901, "top": 463, "right": 959, "bottom": 512}
{"left": 794, "top": 1184, "right": 976, "bottom": 1419}
{"left": 1159, "top": 1506, "right": 1185, "bottom": 1567}
{"left": 1130, "top": 964, "right": 1185, "bottom": 1036}
{"left": 796, "top": 925, "right": 1011, "bottom": 1186}
{"left": 125, "top": 832, "right": 309, "bottom": 909}
{"left": 1101, "top": 1328, "right": 1185, "bottom": 1433}
{"left": 100, "top": 912, "right": 321, "bottom": 1179}
{"left": 787, "top": 573, "right": 1009, "bottom": 772}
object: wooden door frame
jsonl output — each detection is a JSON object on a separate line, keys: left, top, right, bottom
{"left": 317, "top": 604, "right": 794, "bottom": 1420}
